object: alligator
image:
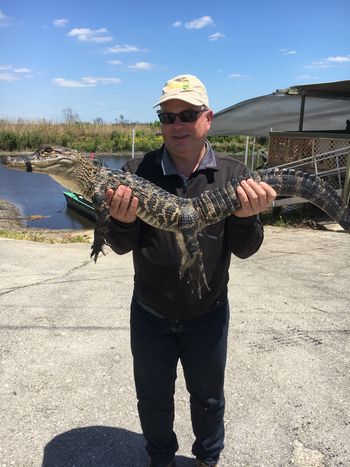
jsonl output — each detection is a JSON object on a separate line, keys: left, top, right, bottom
{"left": 3, "top": 146, "right": 350, "bottom": 297}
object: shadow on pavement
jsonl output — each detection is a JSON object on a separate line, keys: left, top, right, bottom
{"left": 42, "top": 425, "right": 193, "bottom": 466}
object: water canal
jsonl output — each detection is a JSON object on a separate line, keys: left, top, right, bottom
{"left": 0, "top": 155, "right": 130, "bottom": 229}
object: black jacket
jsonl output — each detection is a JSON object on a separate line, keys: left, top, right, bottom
{"left": 106, "top": 147, "right": 264, "bottom": 321}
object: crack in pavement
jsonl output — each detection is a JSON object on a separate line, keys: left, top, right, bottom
{"left": 0, "top": 259, "right": 92, "bottom": 297}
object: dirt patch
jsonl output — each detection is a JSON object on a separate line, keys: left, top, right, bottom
{"left": 0, "top": 200, "right": 93, "bottom": 242}
{"left": 0, "top": 199, "right": 24, "bottom": 229}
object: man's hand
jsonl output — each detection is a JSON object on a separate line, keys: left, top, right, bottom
{"left": 106, "top": 185, "right": 138, "bottom": 223}
{"left": 233, "top": 179, "right": 276, "bottom": 218}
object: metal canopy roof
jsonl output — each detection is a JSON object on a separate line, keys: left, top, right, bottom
{"left": 285, "top": 80, "right": 350, "bottom": 98}
{"left": 209, "top": 80, "right": 350, "bottom": 137}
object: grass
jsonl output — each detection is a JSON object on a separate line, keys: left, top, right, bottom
{"left": 260, "top": 203, "right": 332, "bottom": 230}
{"left": 0, "top": 119, "right": 163, "bottom": 153}
{"left": 0, "top": 118, "right": 268, "bottom": 156}
{"left": 260, "top": 210, "right": 292, "bottom": 227}
{"left": 0, "top": 229, "right": 91, "bottom": 243}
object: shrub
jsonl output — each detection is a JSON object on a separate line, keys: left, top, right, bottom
{"left": 0, "top": 131, "right": 18, "bottom": 151}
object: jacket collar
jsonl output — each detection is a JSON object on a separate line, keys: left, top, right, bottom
{"left": 161, "top": 140, "right": 217, "bottom": 176}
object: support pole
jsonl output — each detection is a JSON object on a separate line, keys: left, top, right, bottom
{"left": 251, "top": 137, "right": 256, "bottom": 170}
{"left": 298, "top": 93, "right": 306, "bottom": 131}
{"left": 244, "top": 136, "right": 250, "bottom": 167}
{"left": 131, "top": 129, "right": 135, "bottom": 158}
{"left": 343, "top": 153, "right": 350, "bottom": 205}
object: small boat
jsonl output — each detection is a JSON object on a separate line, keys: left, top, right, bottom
{"left": 63, "top": 191, "right": 96, "bottom": 221}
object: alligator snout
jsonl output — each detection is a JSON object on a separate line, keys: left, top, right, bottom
{"left": 1, "top": 156, "right": 33, "bottom": 171}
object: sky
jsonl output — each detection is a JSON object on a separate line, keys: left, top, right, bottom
{"left": 0, "top": 0, "right": 349, "bottom": 123}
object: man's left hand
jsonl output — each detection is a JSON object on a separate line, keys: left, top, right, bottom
{"left": 233, "top": 179, "right": 276, "bottom": 218}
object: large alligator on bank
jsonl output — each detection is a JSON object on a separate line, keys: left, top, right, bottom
{"left": 3, "top": 146, "right": 350, "bottom": 297}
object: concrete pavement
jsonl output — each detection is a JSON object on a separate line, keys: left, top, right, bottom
{"left": 0, "top": 226, "right": 349, "bottom": 466}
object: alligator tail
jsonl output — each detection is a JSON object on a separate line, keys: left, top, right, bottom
{"left": 193, "top": 181, "right": 241, "bottom": 226}
{"left": 255, "top": 168, "right": 350, "bottom": 232}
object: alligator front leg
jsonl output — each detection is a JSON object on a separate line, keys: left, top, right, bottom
{"left": 90, "top": 192, "right": 111, "bottom": 262}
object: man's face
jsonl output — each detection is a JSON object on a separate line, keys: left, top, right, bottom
{"left": 159, "top": 99, "right": 213, "bottom": 159}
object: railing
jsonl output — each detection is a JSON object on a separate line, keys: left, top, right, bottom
{"left": 272, "top": 146, "right": 349, "bottom": 190}
{"left": 267, "top": 146, "right": 350, "bottom": 207}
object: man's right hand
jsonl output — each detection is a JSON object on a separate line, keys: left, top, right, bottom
{"left": 106, "top": 185, "right": 138, "bottom": 224}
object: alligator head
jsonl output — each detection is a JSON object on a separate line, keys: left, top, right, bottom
{"left": 3, "top": 146, "right": 80, "bottom": 173}
{"left": 3, "top": 146, "right": 97, "bottom": 197}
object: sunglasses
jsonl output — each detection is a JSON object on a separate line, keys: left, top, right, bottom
{"left": 157, "top": 108, "right": 207, "bottom": 124}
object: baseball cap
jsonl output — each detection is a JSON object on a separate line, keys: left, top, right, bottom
{"left": 154, "top": 74, "right": 209, "bottom": 108}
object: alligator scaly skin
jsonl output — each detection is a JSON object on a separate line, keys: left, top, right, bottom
{"left": 3, "top": 146, "right": 350, "bottom": 297}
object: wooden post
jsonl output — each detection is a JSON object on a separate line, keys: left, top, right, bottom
{"left": 343, "top": 153, "right": 350, "bottom": 205}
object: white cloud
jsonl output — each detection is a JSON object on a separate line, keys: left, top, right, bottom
{"left": 82, "top": 77, "right": 121, "bottom": 85}
{"left": 104, "top": 44, "right": 148, "bottom": 54}
{"left": 128, "top": 61, "right": 153, "bottom": 70}
{"left": 0, "top": 9, "right": 9, "bottom": 27}
{"left": 54, "top": 18, "right": 68, "bottom": 27}
{"left": 229, "top": 73, "right": 249, "bottom": 79}
{"left": 13, "top": 67, "right": 32, "bottom": 73}
{"left": 173, "top": 21, "right": 182, "bottom": 27}
{"left": 280, "top": 48, "right": 297, "bottom": 55}
{"left": 209, "top": 32, "right": 225, "bottom": 41}
{"left": 296, "top": 75, "right": 320, "bottom": 81}
{"left": 327, "top": 55, "right": 350, "bottom": 63}
{"left": 107, "top": 60, "right": 122, "bottom": 65}
{"left": 67, "top": 27, "right": 113, "bottom": 43}
{"left": 305, "top": 60, "right": 329, "bottom": 69}
{"left": 185, "top": 16, "right": 214, "bottom": 29}
{"left": 53, "top": 78, "right": 91, "bottom": 88}
{"left": 305, "top": 55, "right": 350, "bottom": 69}
{"left": 0, "top": 64, "right": 33, "bottom": 81}
{"left": 53, "top": 76, "right": 121, "bottom": 88}
{"left": 0, "top": 72, "right": 20, "bottom": 82}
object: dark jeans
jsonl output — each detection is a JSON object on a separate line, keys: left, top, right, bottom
{"left": 130, "top": 296, "right": 230, "bottom": 467}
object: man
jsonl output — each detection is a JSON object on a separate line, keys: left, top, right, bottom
{"left": 106, "top": 75, "right": 276, "bottom": 467}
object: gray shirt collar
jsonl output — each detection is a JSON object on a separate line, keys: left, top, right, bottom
{"left": 161, "top": 140, "right": 217, "bottom": 176}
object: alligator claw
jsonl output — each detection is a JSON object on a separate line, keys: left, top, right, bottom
{"left": 90, "top": 243, "right": 105, "bottom": 262}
